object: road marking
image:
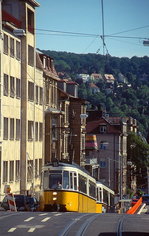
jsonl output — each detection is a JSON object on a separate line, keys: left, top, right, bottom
{"left": 24, "top": 217, "right": 34, "bottom": 222}
{"left": 8, "top": 228, "right": 16, "bottom": 232}
{"left": 41, "top": 217, "right": 51, "bottom": 222}
{"left": 39, "top": 213, "right": 48, "bottom": 216}
{"left": 55, "top": 213, "right": 62, "bottom": 216}
{"left": 28, "top": 228, "right": 36, "bottom": 232}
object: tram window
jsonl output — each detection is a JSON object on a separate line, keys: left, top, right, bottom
{"left": 49, "top": 174, "right": 62, "bottom": 189}
{"left": 110, "top": 194, "right": 114, "bottom": 206}
{"left": 70, "top": 172, "right": 73, "bottom": 189}
{"left": 63, "top": 171, "right": 69, "bottom": 189}
{"left": 43, "top": 171, "right": 49, "bottom": 189}
{"left": 78, "top": 174, "right": 87, "bottom": 194}
{"left": 97, "top": 188, "right": 99, "bottom": 201}
{"left": 74, "top": 172, "right": 77, "bottom": 190}
{"left": 103, "top": 189, "right": 108, "bottom": 204}
{"left": 89, "top": 180, "right": 96, "bottom": 198}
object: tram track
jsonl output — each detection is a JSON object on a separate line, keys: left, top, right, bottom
{"left": 59, "top": 213, "right": 99, "bottom": 236}
{"left": 116, "top": 214, "right": 127, "bottom": 236}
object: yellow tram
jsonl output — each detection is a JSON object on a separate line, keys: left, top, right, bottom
{"left": 40, "top": 161, "right": 114, "bottom": 213}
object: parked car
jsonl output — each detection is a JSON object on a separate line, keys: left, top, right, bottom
{"left": 1, "top": 194, "right": 39, "bottom": 211}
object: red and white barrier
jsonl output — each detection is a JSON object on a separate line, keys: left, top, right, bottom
{"left": 6, "top": 193, "right": 17, "bottom": 212}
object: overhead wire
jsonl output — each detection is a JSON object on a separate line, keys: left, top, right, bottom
{"left": 35, "top": 25, "right": 149, "bottom": 47}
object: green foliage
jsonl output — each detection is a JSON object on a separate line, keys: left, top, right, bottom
{"left": 127, "top": 133, "right": 149, "bottom": 168}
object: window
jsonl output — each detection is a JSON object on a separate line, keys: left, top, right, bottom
{"left": 69, "top": 172, "right": 77, "bottom": 190}
{"left": 89, "top": 180, "right": 96, "bottom": 198}
{"left": 39, "top": 123, "right": 43, "bottom": 141}
{"left": 49, "top": 173, "right": 62, "bottom": 189}
{"left": 27, "top": 160, "right": 33, "bottom": 180}
{"left": 28, "top": 9, "right": 34, "bottom": 34}
{"left": 39, "top": 159, "right": 42, "bottom": 174}
{"left": 35, "top": 159, "right": 38, "bottom": 177}
{"left": 74, "top": 172, "right": 77, "bottom": 190}
{"left": 78, "top": 174, "right": 87, "bottom": 194}
{"left": 66, "top": 104, "right": 69, "bottom": 123}
{"left": 3, "top": 161, "right": 8, "bottom": 182}
{"left": 10, "top": 76, "right": 15, "bottom": 97}
{"left": 35, "top": 122, "right": 38, "bottom": 141}
{"left": 10, "top": 118, "right": 14, "bottom": 140}
{"left": 10, "top": 161, "right": 14, "bottom": 182}
{"left": 10, "top": 37, "right": 14, "bottom": 57}
{"left": 3, "top": 34, "right": 8, "bottom": 54}
{"left": 81, "top": 136, "right": 85, "bottom": 151}
{"left": 39, "top": 87, "right": 43, "bottom": 105}
{"left": 63, "top": 171, "right": 69, "bottom": 189}
{"left": 15, "top": 160, "right": 20, "bottom": 181}
{"left": 70, "top": 172, "right": 73, "bottom": 189}
{"left": 16, "top": 41, "right": 21, "bottom": 60}
{"left": 28, "top": 45, "right": 34, "bottom": 66}
{"left": 97, "top": 187, "right": 103, "bottom": 202}
{"left": 99, "top": 125, "right": 107, "bottom": 133}
{"left": 16, "top": 78, "right": 21, "bottom": 98}
{"left": 16, "top": 119, "right": 20, "bottom": 140}
{"left": 3, "top": 74, "right": 8, "bottom": 96}
{"left": 100, "top": 141, "right": 108, "bottom": 150}
{"left": 28, "top": 121, "right": 34, "bottom": 141}
{"left": 28, "top": 81, "right": 34, "bottom": 101}
{"left": 3, "top": 117, "right": 8, "bottom": 140}
{"left": 35, "top": 85, "right": 38, "bottom": 104}
{"left": 46, "top": 84, "right": 49, "bottom": 105}
{"left": 99, "top": 160, "right": 106, "bottom": 168}
{"left": 52, "top": 118, "right": 57, "bottom": 140}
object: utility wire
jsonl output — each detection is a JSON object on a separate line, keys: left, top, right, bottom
{"left": 106, "top": 25, "right": 149, "bottom": 36}
{"left": 105, "top": 35, "right": 149, "bottom": 40}
{"left": 36, "top": 28, "right": 98, "bottom": 37}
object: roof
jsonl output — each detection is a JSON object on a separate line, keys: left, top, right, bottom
{"left": 36, "top": 51, "right": 59, "bottom": 81}
{"left": 45, "top": 161, "right": 91, "bottom": 176}
{"left": 86, "top": 117, "right": 121, "bottom": 134}
{"left": 104, "top": 74, "right": 115, "bottom": 81}
{"left": 27, "top": 0, "right": 40, "bottom": 7}
{"left": 91, "top": 73, "right": 103, "bottom": 79}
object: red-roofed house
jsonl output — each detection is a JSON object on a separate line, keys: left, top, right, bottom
{"left": 104, "top": 74, "right": 115, "bottom": 84}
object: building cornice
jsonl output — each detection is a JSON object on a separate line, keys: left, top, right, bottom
{"left": 27, "top": 0, "right": 40, "bottom": 7}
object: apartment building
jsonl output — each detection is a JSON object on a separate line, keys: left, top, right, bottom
{"left": 86, "top": 109, "right": 128, "bottom": 197}
{"left": 0, "top": 0, "right": 88, "bottom": 201}
{"left": 0, "top": 0, "right": 42, "bottom": 200}
{"left": 57, "top": 79, "right": 87, "bottom": 166}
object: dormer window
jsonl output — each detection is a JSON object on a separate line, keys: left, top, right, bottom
{"left": 99, "top": 125, "right": 107, "bottom": 133}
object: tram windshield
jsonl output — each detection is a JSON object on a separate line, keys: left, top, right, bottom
{"left": 49, "top": 173, "right": 62, "bottom": 189}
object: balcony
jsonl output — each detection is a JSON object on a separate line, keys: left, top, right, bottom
{"left": 2, "top": 10, "right": 22, "bottom": 28}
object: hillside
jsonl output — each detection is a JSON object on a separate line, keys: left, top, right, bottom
{"left": 39, "top": 49, "right": 149, "bottom": 137}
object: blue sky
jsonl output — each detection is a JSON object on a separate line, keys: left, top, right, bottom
{"left": 36, "top": 0, "right": 149, "bottom": 58}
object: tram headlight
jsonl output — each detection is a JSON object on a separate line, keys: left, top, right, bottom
{"left": 53, "top": 192, "right": 57, "bottom": 195}
{"left": 53, "top": 197, "right": 57, "bottom": 201}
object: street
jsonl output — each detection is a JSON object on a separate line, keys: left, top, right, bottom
{"left": 0, "top": 211, "right": 149, "bottom": 236}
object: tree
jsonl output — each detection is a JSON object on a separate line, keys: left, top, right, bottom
{"left": 127, "top": 132, "right": 149, "bottom": 190}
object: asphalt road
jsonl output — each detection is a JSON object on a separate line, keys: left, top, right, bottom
{"left": 0, "top": 211, "right": 149, "bottom": 236}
